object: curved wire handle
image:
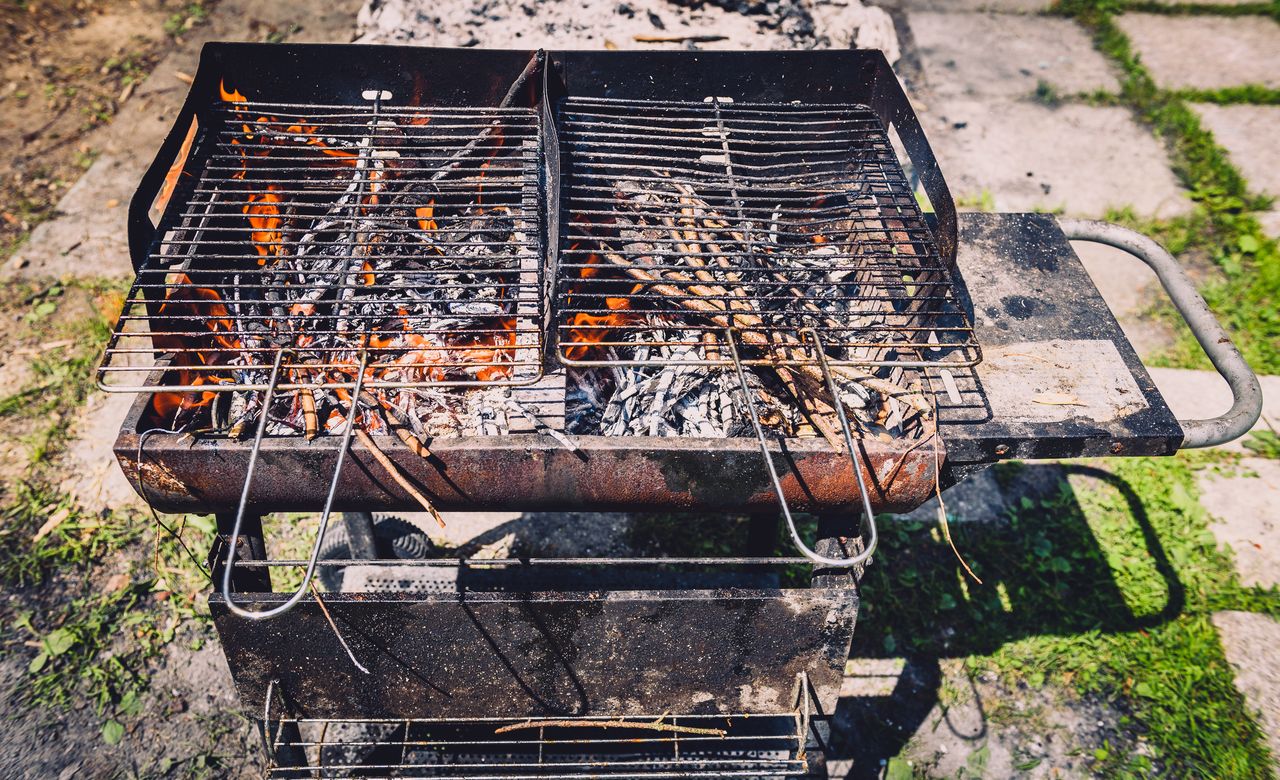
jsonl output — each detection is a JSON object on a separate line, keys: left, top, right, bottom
{"left": 221, "top": 348, "right": 369, "bottom": 619}
{"left": 724, "top": 329, "right": 877, "bottom": 568}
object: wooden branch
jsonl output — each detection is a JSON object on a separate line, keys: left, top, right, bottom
{"left": 354, "top": 428, "right": 446, "bottom": 528}
{"left": 495, "top": 718, "right": 728, "bottom": 737}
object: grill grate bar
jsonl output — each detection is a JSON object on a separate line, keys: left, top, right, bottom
{"left": 100, "top": 95, "right": 544, "bottom": 396}
{"left": 554, "top": 96, "right": 979, "bottom": 370}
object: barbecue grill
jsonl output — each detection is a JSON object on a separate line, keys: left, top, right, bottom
{"left": 101, "top": 44, "right": 1262, "bottom": 776}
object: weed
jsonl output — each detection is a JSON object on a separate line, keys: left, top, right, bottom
{"left": 1052, "top": 0, "right": 1280, "bottom": 374}
{"left": 854, "top": 454, "right": 1278, "bottom": 776}
{"left": 164, "top": 3, "right": 210, "bottom": 38}
{"left": 1242, "top": 425, "right": 1279, "bottom": 459}
{"left": 1033, "top": 79, "right": 1061, "bottom": 107}
{"left": 955, "top": 190, "right": 996, "bottom": 212}
{"left": 1171, "top": 84, "right": 1280, "bottom": 106}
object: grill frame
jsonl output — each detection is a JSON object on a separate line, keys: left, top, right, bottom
{"left": 552, "top": 95, "right": 979, "bottom": 371}
{"left": 101, "top": 99, "right": 545, "bottom": 393}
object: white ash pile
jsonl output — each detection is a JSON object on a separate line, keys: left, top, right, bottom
{"left": 356, "top": 0, "right": 900, "bottom": 59}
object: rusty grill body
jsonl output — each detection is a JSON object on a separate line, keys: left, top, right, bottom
{"left": 97, "top": 44, "right": 1259, "bottom": 779}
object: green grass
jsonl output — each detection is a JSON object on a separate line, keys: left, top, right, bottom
{"left": 1052, "top": 0, "right": 1280, "bottom": 374}
{"left": 1172, "top": 84, "right": 1280, "bottom": 106}
{"left": 0, "top": 280, "right": 215, "bottom": 749}
{"left": 854, "top": 454, "right": 1278, "bottom": 777}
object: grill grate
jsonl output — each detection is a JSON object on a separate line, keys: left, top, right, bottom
{"left": 99, "top": 94, "right": 544, "bottom": 395}
{"left": 264, "top": 713, "right": 809, "bottom": 778}
{"left": 554, "top": 96, "right": 979, "bottom": 370}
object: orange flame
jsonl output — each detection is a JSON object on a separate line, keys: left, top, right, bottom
{"left": 149, "top": 275, "right": 238, "bottom": 422}
{"left": 416, "top": 200, "right": 437, "bottom": 232}
{"left": 244, "top": 184, "right": 283, "bottom": 262}
{"left": 564, "top": 253, "right": 642, "bottom": 360}
{"left": 220, "top": 79, "right": 247, "bottom": 103}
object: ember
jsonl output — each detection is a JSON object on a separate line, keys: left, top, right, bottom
{"left": 555, "top": 96, "right": 980, "bottom": 446}
{"left": 122, "top": 70, "right": 545, "bottom": 449}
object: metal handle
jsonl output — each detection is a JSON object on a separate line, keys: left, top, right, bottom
{"left": 221, "top": 349, "right": 369, "bottom": 619}
{"left": 1059, "top": 218, "right": 1262, "bottom": 449}
{"left": 725, "top": 329, "right": 877, "bottom": 568}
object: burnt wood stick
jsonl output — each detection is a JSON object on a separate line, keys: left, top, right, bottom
{"left": 601, "top": 250, "right": 932, "bottom": 416}
{"left": 429, "top": 50, "right": 545, "bottom": 182}
{"left": 357, "top": 389, "right": 431, "bottom": 457}
{"left": 354, "top": 428, "right": 445, "bottom": 528}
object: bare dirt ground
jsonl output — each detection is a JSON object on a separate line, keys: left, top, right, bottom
{"left": 0, "top": 0, "right": 204, "bottom": 263}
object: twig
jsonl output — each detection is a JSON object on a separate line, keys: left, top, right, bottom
{"left": 354, "top": 427, "right": 446, "bottom": 528}
{"left": 309, "top": 582, "right": 370, "bottom": 674}
{"left": 923, "top": 375, "right": 981, "bottom": 584}
{"left": 633, "top": 34, "right": 728, "bottom": 43}
{"left": 430, "top": 50, "right": 545, "bottom": 182}
{"left": 495, "top": 717, "right": 727, "bottom": 737}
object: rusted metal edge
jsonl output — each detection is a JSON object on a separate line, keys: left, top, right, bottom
{"left": 116, "top": 394, "right": 938, "bottom": 514}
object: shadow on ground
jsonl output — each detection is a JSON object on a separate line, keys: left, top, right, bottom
{"left": 824, "top": 463, "right": 1181, "bottom": 778}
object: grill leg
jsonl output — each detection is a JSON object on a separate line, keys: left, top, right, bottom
{"left": 811, "top": 512, "right": 863, "bottom": 589}
{"left": 214, "top": 512, "right": 272, "bottom": 592}
{"left": 746, "top": 512, "right": 780, "bottom": 557}
{"left": 260, "top": 719, "right": 308, "bottom": 777}
{"left": 341, "top": 511, "right": 378, "bottom": 559}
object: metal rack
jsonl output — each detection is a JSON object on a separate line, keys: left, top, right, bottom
{"left": 99, "top": 94, "right": 544, "bottom": 394}
{"left": 260, "top": 683, "right": 816, "bottom": 778}
{"left": 554, "top": 96, "right": 979, "bottom": 370}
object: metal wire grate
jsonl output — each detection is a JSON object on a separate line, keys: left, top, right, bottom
{"left": 554, "top": 96, "right": 980, "bottom": 369}
{"left": 99, "top": 94, "right": 543, "bottom": 394}
{"left": 263, "top": 713, "right": 810, "bottom": 778}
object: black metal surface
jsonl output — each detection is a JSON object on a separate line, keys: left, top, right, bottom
{"left": 937, "top": 213, "right": 1182, "bottom": 464}
{"left": 212, "top": 583, "right": 856, "bottom": 720}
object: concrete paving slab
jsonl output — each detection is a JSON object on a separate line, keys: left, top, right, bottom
{"left": 1117, "top": 14, "right": 1280, "bottom": 91}
{"left": 5, "top": 0, "right": 362, "bottom": 280}
{"left": 358, "top": 0, "right": 900, "bottom": 55}
{"left": 912, "top": 12, "right": 1118, "bottom": 99}
{"left": 1200, "top": 458, "right": 1280, "bottom": 589}
{"left": 1191, "top": 103, "right": 1280, "bottom": 204}
{"left": 882, "top": 0, "right": 1049, "bottom": 12}
{"left": 1146, "top": 366, "right": 1280, "bottom": 454}
{"left": 1259, "top": 209, "right": 1280, "bottom": 240}
{"left": 1074, "top": 240, "right": 1175, "bottom": 359}
{"left": 1212, "top": 611, "right": 1280, "bottom": 772}
{"left": 923, "top": 100, "right": 1191, "bottom": 217}
{"left": 61, "top": 392, "right": 143, "bottom": 511}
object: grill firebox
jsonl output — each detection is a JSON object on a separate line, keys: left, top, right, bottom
{"left": 102, "top": 43, "right": 1260, "bottom": 779}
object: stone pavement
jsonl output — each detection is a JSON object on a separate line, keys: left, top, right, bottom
{"left": 1192, "top": 103, "right": 1280, "bottom": 238}
{"left": 1116, "top": 14, "right": 1280, "bottom": 91}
